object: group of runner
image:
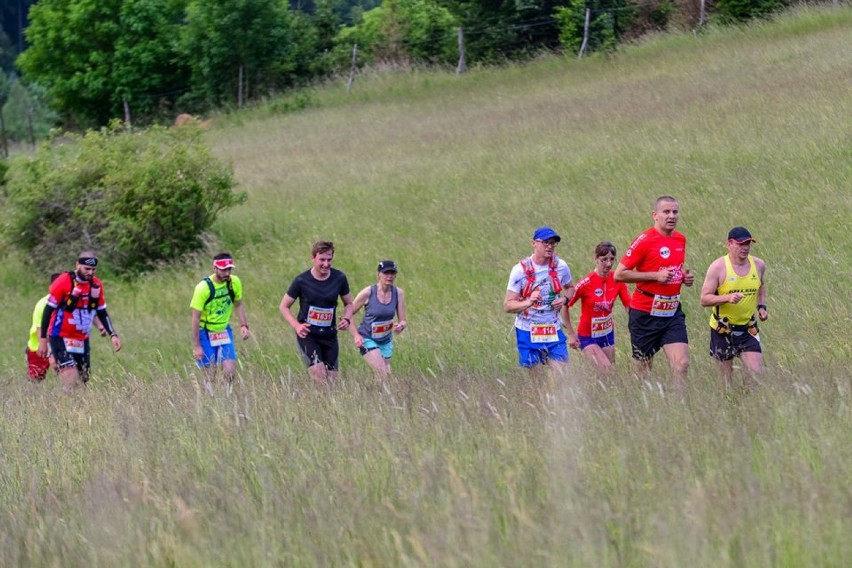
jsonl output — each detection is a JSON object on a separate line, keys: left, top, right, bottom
{"left": 25, "top": 195, "right": 766, "bottom": 394}
{"left": 505, "top": 195, "right": 768, "bottom": 393}
{"left": 26, "top": 242, "right": 407, "bottom": 392}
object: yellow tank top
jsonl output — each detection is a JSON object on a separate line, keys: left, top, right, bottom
{"left": 708, "top": 255, "right": 761, "bottom": 328}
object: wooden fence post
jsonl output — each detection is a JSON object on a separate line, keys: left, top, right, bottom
{"left": 347, "top": 44, "right": 359, "bottom": 93}
{"left": 457, "top": 27, "right": 467, "bottom": 74}
{"left": 578, "top": 8, "right": 591, "bottom": 59}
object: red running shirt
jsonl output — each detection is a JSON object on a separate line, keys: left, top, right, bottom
{"left": 568, "top": 271, "right": 631, "bottom": 336}
{"left": 619, "top": 227, "right": 687, "bottom": 313}
{"left": 46, "top": 273, "right": 107, "bottom": 340}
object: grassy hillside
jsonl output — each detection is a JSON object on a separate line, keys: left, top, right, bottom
{"left": 1, "top": 7, "right": 850, "bottom": 566}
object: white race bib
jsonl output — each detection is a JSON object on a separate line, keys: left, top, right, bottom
{"left": 208, "top": 331, "right": 231, "bottom": 346}
{"left": 307, "top": 306, "right": 334, "bottom": 327}
{"left": 63, "top": 338, "right": 86, "bottom": 354}
{"left": 371, "top": 320, "right": 394, "bottom": 340}
{"left": 650, "top": 294, "right": 680, "bottom": 317}
{"left": 591, "top": 315, "right": 614, "bottom": 338}
{"left": 530, "top": 324, "right": 559, "bottom": 344}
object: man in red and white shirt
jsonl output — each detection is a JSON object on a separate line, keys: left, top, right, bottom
{"left": 37, "top": 251, "right": 121, "bottom": 392}
{"left": 614, "top": 196, "right": 694, "bottom": 390}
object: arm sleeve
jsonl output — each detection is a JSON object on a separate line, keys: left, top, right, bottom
{"left": 41, "top": 304, "right": 56, "bottom": 338}
{"left": 97, "top": 309, "right": 115, "bottom": 336}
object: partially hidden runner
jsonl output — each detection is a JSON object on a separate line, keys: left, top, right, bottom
{"left": 349, "top": 260, "right": 408, "bottom": 379}
{"left": 564, "top": 241, "right": 631, "bottom": 374}
{"left": 26, "top": 273, "right": 61, "bottom": 382}
{"left": 614, "top": 195, "right": 694, "bottom": 394}
{"left": 37, "top": 251, "right": 121, "bottom": 392}
{"left": 280, "top": 241, "right": 354, "bottom": 386}
{"left": 504, "top": 227, "right": 575, "bottom": 378}
{"left": 699, "top": 227, "right": 768, "bottom": 393}
{"left": 190, "top": 252, "right": 250, "bottom": 393}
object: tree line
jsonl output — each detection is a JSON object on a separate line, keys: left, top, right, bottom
{"left": 0, "top": 0, "right": 809, "bottom": 135}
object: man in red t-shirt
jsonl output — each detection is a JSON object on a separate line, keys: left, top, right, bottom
{"left": 37, "top": 251, "right": 122, "bottom": 392}
{"left": 614, "top": 196, "right": 695, "bottom": 390}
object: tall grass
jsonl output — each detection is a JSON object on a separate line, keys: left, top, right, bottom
{"left": 1, "top": 7, "right": 850, "bottom": 566}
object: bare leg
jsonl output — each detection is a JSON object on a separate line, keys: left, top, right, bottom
{"left": 362, "top": 350, "right": 391, "bottom": 378}
{"left": 59, "top": 367, "right": 83, "bottom": 393}
{"left": 714, "top": 359, "right": 735, "bottom": 393}
{"left": 632, "top": 357, "right": 653, "bottom": 381}
{"left": 581, "top": 345, "right": 614, "bottom": 374}
{"left": 662, "top": 342, "right": 689, "bottom": 397}
{"left": 307, "top": 363, "right": 329, "bottom": 387}
{"left": 739, "top": 351, "right": 764, "bottom": 391}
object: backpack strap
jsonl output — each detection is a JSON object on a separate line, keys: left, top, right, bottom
{"left": 548, "top": 255, "right": 563, "bottom": 296}
{"left": 518, "top": 256, "right": 563, "bottom": 317}
{"left": 201, "top": 277, "right": 236, "bottom": 329}
{"left": 63, "top": 271, "right": 98, "bottom": 311}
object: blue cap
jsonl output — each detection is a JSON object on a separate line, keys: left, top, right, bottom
{"left": 533, "top": 226, "right": 561, "bottom": 242}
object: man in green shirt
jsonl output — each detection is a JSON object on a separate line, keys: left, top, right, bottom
{"left": 190, "top": 253, "right": 250, "bottom": 390}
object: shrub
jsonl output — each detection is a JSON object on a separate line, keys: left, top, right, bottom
{"left": 3, "top": 122, "right": 243, "bottom": 275}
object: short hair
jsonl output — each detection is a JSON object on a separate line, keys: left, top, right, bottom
{"left": 594, "top": 241, "right": 617, "bottom": 258}
{"left": 213, "top": 252, "right": 233, "bottom": 261}
{"left": 654, "top": 195, "right": 678, "bottom": 210}
{"left": 78, "top": 250, "right": 97, "bottom": 259}
{"left": 312, "top": 241, "right": 335, "bottom": 257}
{"left": 50, "top": 272, "right": 62, "bottom": 284}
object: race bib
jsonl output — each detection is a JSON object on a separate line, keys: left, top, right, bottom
{"left": 208, "top": 331, "right": 231, "bottom": 347}
{"left": 530, "top": 324, "right": 559, "bottom": 344}
{"left": 591, "top": 315, "right": 614, "bottom": 338}
{"left": 371, "top": 320, "right": 394, "bottom": 340}
{"left": 63, "top": 338, "right": 86, "bottom": 354}
{"left": 307, "top": 306, "right": 334, "bottom": 327}
{"left": 650, "top": 294, "right": 680, "bottom": 317}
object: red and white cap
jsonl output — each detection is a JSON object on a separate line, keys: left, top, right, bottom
{"left": 213, "top": 258, "right": 235, "bottom": 270}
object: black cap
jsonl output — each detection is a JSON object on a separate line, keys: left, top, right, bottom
{"left": 377, "top": 260, "right": 398, "bottom": 273}
{"left": 727, "top": 227, "right": 757, "bottom": 244}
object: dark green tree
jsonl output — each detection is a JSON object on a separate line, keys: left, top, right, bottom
{"left": 17, "top": 0, "right": 123, "bottom": 127}
{"left": 112, "top": 0, "right": 191, "bottom": 121}
{"left": 435, "top": 0, "right": 562, "bottom": 63}
{"left": 18, "top": 0, "right": 194, "bottom": 127}
{"left": 715, "top": 0, "right": 789, "bottom": 24}
{"left": 335, "top": 0, "right": 458, "bottom": 66}
{"left": 180, "top": 0, "right": 299, "bottom": 109}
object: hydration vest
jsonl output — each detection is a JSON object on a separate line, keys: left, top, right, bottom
{"left": 202, "top": 277, "right": 235, "bottom": 308}
{"left": 518, "top": 255, "right": 562, "bottom": 315}
{"left": 63, "top": 272, "right": 99, "bottom": 312}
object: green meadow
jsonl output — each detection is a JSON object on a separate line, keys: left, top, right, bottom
{"left": 2, "top": 7, "right": 850, "bottom": 566}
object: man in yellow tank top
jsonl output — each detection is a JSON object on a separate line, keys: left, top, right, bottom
{"left": 700, "top": 227, "right": 768, "bottom": 392}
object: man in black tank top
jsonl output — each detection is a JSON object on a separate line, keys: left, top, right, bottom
{"left": 280, "top": 241, "right": 354, "bottom": 385}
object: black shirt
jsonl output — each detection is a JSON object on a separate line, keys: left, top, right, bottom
{"left": 286, "top": 268, "right": 350, "bottom": 336}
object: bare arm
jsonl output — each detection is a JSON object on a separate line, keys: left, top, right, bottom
{"left": 755, "top": 257, "right": 768, "bottom": 321}
{"left": 503, "top": 289, "right": 540, "bottom": 314}
{"left": 280, "top": 293, "right": 310, "bottom": 338}
{"left": 191, "top": 308, "right": 203, "bottom": 360}
{"left": 561, "top": 303, "right": 580, "bottom": 349}
{"left": 395, "top": 288, "right": 407, "bottom": 333}
{"left": 614, "top": 262, "right": 671, "bottom": 284}
{"left": 348, "top": 287, "right": 371, "bottom": 340}
{"left": 699, "top": 258, "right": 743, "bottom": 307}
{"left": 234, "top": 299, "right": 250, "bottom": 340}
{"left": 338, "top": 293, "right": 355, "bottom": 330}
